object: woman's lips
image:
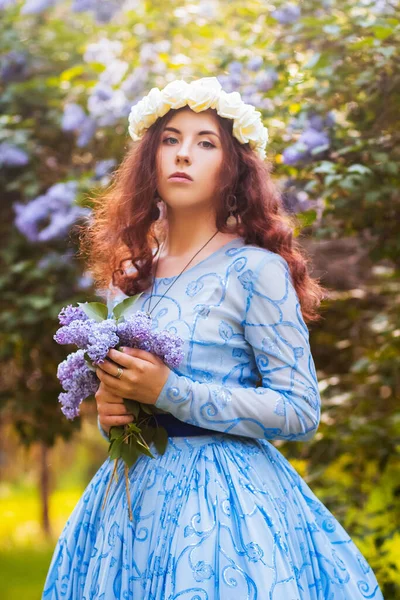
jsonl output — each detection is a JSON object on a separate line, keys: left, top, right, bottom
{"left": 168, "top": 176, "right": 193, "bottom": 182}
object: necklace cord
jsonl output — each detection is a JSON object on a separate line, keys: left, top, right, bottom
{"left": 147, "top": 230, "right": 220, "bottom": 316}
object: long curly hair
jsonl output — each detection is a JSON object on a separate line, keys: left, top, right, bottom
{"left": 80, "top": 106, "right": 327, "bottom": 323}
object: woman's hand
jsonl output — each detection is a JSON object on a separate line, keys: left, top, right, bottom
{"left": 95, "top": 383, "right": 133, "bottom": 436}
{"left": 95, "top": 347, "right": 171, "bottom": 406}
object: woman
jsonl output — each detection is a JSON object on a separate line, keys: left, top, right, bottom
{"left": 43, "top": 77, "right": 384, "bottom": 599}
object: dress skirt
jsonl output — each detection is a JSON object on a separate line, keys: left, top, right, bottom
{"left": 42, "top": 433, "right": 384, "bottom": 599}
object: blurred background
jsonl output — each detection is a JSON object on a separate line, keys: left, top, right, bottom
{"left": 1, "top": 0, "right": 399, "bottom": 598}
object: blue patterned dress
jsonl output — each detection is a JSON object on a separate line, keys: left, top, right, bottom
{"left": 42, "top": 237, "right": 384, "bottom": 599}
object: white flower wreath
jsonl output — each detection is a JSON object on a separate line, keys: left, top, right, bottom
{"left": 128, "top": 76, "right": 269, "bottom": 160}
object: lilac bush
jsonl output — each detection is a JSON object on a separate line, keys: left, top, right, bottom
{"left": 13, "top": 181, "right": 90, "bottom": 242}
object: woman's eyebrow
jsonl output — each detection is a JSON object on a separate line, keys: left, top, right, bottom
{"left": 163, "top": 126, "right": 220, "bottom": 140}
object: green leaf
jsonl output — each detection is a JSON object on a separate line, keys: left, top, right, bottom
{"left": 296, "top": 210, "right": 317, "bottom": 228}
{"left": 313, "top": 161, "right": 337, "bottom": 174}
{"left": 109, "top": 437, "right": 124, "bottom": 460}
{"left": 141, "top": 425, "right": 156, "bottom": 445}
{"left": 134, "top": 438, "right": 155, "bottom": 458}
{"left": 112, "top": 294, "right": 143, "bottom": 320}
{"left": 153, "top": 426, "right": 169, "bottom": 455}
{"left": 139, "top": 403, "right": 153, "bottom": 416}
{"left": 347, "top": 164, "right": 372, "bottom": 175}
{"left": 84, "top": 353, "right": 97, "bottom": 372}
{"left": 78, "top": 302, "right": 108, "bottom": 322}
{"left": 109, "top": 426, "right": 125, "bottom": 441}
{"left": 120, "top": 442, "right": 140, "bottom": 468}
{"left": 126, "top": 422, "right": 142, "bottom": 434}
{"left": 123, "top": 399, "right": 141, "bottom": 419}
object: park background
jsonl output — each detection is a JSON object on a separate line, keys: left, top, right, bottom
{"left": 0, "top": 0, "right": 399, "bottom": 598}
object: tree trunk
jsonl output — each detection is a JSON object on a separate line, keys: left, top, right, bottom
{"left": 39, "top": 442, "right": 52, "bottom": 538}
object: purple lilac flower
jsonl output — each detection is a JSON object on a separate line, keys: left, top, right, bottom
{"left": 94, "top": 159, "right": 116, "bottom": 180}
{"left": 61, "top": 103, "right": 87, "bottom": 132}
{"left": 86, "top": 319, "right": 119, "bottom": 364}
{"left": 271, "top": 4, "right": 301, "bottom": 25}
{"left": 57, "top": 304, "right": 89, "bottom": 326}
{"left": 0, "top": 142, "right": 29, "bottom": 167}
{"left": 150, "top": 330, "right": 185, "bottom": 369}
{"left": 246, "top": 56, "right": 263, "bottom": 71}
{"left": 54, "top": 319, "right": 93, "bottom": 348}
{"left": 0, "top": 51, "right": 30, "bottom": 83}
{"left": 13, "top": 181, "right": 90, "bottom": 243}
{"left": 76, "top": 117, "right": 97, "bottom": 147}
{"left": 21, "top": 0, "right": 57, "bottom": 14}
{"left": 57, "top": 349, "right": 98, "bottom": 420}
{"left": 0, "top": 0, "right": 17, "bottom": 9}
{"left": 117, "top": 311, "right": 152, "bottom": 348}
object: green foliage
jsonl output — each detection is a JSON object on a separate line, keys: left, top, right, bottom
{"left": 1, "top": 0, "right": 399, "bottom": 594}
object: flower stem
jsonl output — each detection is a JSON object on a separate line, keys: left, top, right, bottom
{"left": 124, "top": 463, "right": 133, "bottom": 521}
{"left": 102, "top": 458, "right": 119, "bottom": 511}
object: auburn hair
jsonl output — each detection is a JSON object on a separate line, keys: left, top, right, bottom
{"left": 79, "top": 106, "right": 327, "bottom": 323}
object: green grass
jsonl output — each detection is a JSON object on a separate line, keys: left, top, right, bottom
{"left": 0, "top": 485, "right": 84, "bottom": 599}
{"left": 0, "top": 546, "right": 55, "bottom": 600}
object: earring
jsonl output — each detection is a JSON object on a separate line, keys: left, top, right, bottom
{"left": 226, "top": 194, "right": 238, "bottom": 226}
{"left": 152, "top": 193, "right": 166, "bottom": 221}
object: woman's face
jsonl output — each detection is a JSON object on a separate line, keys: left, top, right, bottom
{"left": 156, "top": 107, "right": 224, "bottom": 214}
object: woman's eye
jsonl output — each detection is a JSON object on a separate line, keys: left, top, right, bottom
{"left": 200, "top": 141, "right": 215, "bottom": 149}
{"left": 162, "top": 137, "right": 215, "bottom": 149}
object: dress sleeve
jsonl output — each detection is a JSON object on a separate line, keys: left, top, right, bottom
{"left": 155, "top": 253, "right": 321, "bottom": 442}
{"left": 97, "top": 416, "right": 110, "bottom": 442}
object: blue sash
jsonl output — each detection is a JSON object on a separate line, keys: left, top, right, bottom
{"left": 154, "top": 413, "right": 219, "bottom": 437}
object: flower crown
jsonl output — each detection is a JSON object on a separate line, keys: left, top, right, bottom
{"left": 128, "top": 76, "right": 269, "bottom": 160}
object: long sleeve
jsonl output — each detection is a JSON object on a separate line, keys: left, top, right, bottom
{"left": 155, "top": 253, "right": 321, "bottom": 442}
{"left": 97, "top": 415, "right": 110, "bottom": 441}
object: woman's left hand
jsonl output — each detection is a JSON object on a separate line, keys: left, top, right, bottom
{"left": 95, "top": 347, "right": 171, "bottom": 405}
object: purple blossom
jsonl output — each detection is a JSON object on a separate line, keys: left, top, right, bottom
{"left": 271, "top": 4, "right": 301, "bottom": 25}
{"left": 246, "top": 56, "right": 263, "bottom": 72}
{"left": 117, "top": 311, "right": 152, "bottom": 348}
{"left": 298, "top": 128, "right": 330, "bottom": 152}
{"left": 0, "top": 142, "right": 29, "bottom": 167}
{"left": 94, "top": 159, "right": 116, "bottom": 180}
{"left": 86, "top": 319, "right": 119, "bottom": 364}
{"left": 61, "top": 103, "right": 87, "bottom": 132}
{"left": 13, "top": 181, "right": 90, "bottom": 242}
{"left": 0, "top": 51, "right": 30, "bottom": 83}
{"left": 57, "top": 304, "right": 89, "bottom": 326}
{"left": 21, "top": 0, "right": 57, "bottom": 14}
{"left": 57, "top": 350, "right": 98, "bottom": 420}
{"left": 151, "top": 329, "right": 185, "bottom": 369}
{"left": 76, "top": 117, "right": 97, "bottom": 147}
{"left": 0, "top": 0, "right": 17, "bottom": 9}
{"left": 254, "top": 69, "right": 278, "bottom": 93}
{"left": 54, "top": 319, "right": 93, "bottom": 348}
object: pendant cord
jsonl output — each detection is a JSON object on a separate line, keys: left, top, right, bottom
{"left": 147, "top": 230, "right": 220, "bottom": 316}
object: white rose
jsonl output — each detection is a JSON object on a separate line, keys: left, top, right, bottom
{"left": 217, "top": 90, "right": 245, "bottom": 121}
{"left": 128, "top": 99, "right": 146, "bottom": 140}
{"left": 186, "top": 77, "right": 222, "bottom": 112}
{"left": 161, "top": 79, "right": 190, "bottom": 109}
{"left": 233, "top": 105, "right": 263, "bottom": 144}
{"left": 128, "top": 87, "right": 168, "bottom": 139}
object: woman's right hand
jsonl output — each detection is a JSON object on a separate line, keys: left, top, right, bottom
{"left": 95, "top": 381, "right": 134, "bottom": 436}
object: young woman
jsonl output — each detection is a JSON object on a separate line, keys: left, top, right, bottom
{"left": 43, "top": 77, "right": 384, "bottom": 599}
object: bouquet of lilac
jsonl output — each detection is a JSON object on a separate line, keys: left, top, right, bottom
{"left": 54, "top": 295, "right": 184, "bottom": 519}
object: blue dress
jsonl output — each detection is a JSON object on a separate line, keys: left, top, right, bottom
{"left": 42, "top": 237, "right": 383, "bottom": 599}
